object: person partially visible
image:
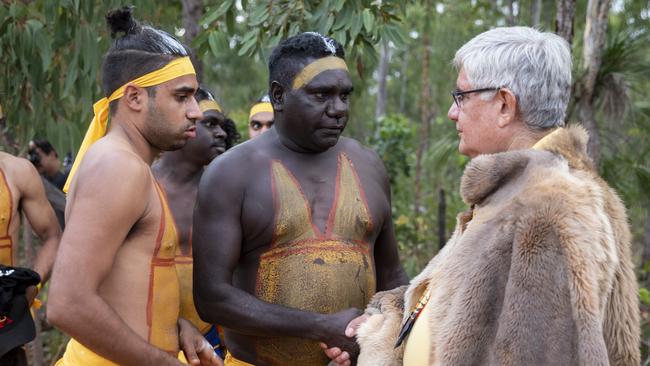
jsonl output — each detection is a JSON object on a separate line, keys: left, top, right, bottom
{"left": 47, "top": 7, "right": 221, "bottom": 366}
{"left": 27, "top": 139, "right": 68, "bottom": 191}
{"left": 326, "top": 26, "right": 640, "bottom": 366}
{"left": 0, "top": 152, "right": 62, "bottom": 364}
{"left": 247, "top": 95, "right": 274, "bottom": 139}
{"left": 153, "top": 87, "right": 239, "bottom": 359}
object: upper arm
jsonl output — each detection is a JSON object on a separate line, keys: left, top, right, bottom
{"left": 366, "top": 149, "right": 407, "bottom": 290}
{"left": 51, "top": 151, "right": 150, "bottom": 295}
{"left": 16, "top": 160, "right": 61, "bottom": 241}
{"left": 192, "top": 156, "right": 245, "bottom": 301}
{"left": 494, "top": 207, "right": 608, "bottom": 365}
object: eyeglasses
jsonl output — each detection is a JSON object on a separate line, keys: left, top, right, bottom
{"left": 451, "top": 87, "right": 500, "bottom": 108}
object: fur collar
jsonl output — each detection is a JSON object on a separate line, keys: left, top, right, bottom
{"left": 460, "top": 125, "right": 593, "bottom": 205}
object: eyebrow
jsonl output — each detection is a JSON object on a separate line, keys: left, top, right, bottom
{"left": 174, "top": 86, "right": 197, "bottom": 94}
{"left": 250, "top": 119, "right": 274, "bottom": 124}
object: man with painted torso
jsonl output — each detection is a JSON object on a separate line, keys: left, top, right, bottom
{"left": 0, "top": 151, "right": 61, "bottom": 365}
{"left": 192, "top": 32, "right": 407, "bottom": 366}
{"left": 47, "top": 8, "right": 221, "bottom": 366}
{"left": 153, "top": 87, "right": 239, "bottom": 358}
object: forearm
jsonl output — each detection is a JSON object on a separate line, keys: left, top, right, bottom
{"left": 377, "top": 267, "right": 409, "bottom": 292}
{"left": 32, "top": 235, "right": 60, "bottom": 283}
{"left": 49, "top": 292, "right": 179, "bottom": 366}
{"left": 197, "top": 283, "right": 331, "bottom": 340}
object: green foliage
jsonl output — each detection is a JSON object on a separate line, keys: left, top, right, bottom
{"left": 367, "top": 114, "right": 415, "bottom": 185}
{"left": 196, "top": 0, "right": 407, "bottom": 78}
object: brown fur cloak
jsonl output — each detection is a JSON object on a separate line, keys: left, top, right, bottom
{"left": 357, "top": 126, "right": 640, "bottom": 366}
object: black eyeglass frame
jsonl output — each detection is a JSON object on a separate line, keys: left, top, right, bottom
{"left": 451, "top": 87, "right": 500, "bottom": 108}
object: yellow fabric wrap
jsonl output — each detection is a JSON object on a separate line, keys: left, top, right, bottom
{"left": 248, "top": 102, "right": 273, "bottom": 121}
{"left": 291, "top": 56, "right": 348, "bottom": 89}
{"left": 224, "top": 352, "right": 256, "bottom": 366}
{"left": 199, "top": 99, "right": 222, "bottom": 113}
{"left": 63, "top": 56, "right": 196, "bottom": 193}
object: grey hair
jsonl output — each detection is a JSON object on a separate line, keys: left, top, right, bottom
{"left": 453, "top": 27, "right": 572, "bottom": 129}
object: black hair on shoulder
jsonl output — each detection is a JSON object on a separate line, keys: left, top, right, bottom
{"left": 223, "top": 118, "right": 240, "bottom": 150}
{"left": 268, "top": 32, "right": 345, "bottom": 90}
{"left": 102, "top": 6, "right": 190, "bottom": 113}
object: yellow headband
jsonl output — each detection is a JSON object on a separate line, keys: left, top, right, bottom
{"left": 63, "top": 56, "right": 196, "bottom": 193}
{"left": 291, "top": 56, "right": 348, "bottom": 89}
{"left": 199, "top": 99, "right": 222, "bottom": 113}
{"left": 249, "top": 102, "right": 273, "bottom": 121}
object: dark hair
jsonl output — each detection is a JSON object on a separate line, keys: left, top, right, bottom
{"left": 29, "top": 139, "right": 57, "bottom": 156}
{"left": 223, "top": 118, "right": 240, "bottom": 150}
{"left": 102, "top": 6, "right": 190, "bottom": 113}
{"left": 268, "top": 32, "right": 345, "bottom": 90}
{"left": 194, "top": 87, "right": 215, "bottom": 103}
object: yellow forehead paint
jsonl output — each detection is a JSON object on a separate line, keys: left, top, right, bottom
{"left": 63, "top": 56, "right": 196, "bottom": 193}
{"left": 248, "top": 102, "right": 273, "bottom": 121}
{"left": 199, "top": 99, "right": 222, "bottom": 113}
{"left": 291, "top": 56, "right": 348, "bottom": 90}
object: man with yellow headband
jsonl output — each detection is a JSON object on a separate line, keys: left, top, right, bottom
{"left": 193, "top": 32, "right": 407, "bottom": 365}
{"left": 47, "top": 7, "right": 221, "bottom": 366}
{"left": 153, "top": 87, "right": 240, "bottom": 360}
{"left": 248, "top": 95, "right": 274, "bottom": 139}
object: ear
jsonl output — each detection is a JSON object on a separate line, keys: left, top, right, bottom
{"left": 122, "top": 84, "right": 147, "bottom": 112}
{"left": 270, "top": 81, "right": 285, "bottom": 112}
{"left": 496, "top": 88, "right": 518, "bottom": 128}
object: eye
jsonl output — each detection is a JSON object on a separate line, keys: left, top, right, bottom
{"left": 176, "top": 94, "right": 189, "bottom": 102}
{"left": 340, "top": 93, "right": 350, "bottom": 102}
{"left": 251, "top": 122, "right": 262, "bottom": 130}
{"left": 314, "top": 92, "right": 327, "bottom": 100}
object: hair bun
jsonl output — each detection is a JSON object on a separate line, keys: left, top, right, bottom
{"left": 106, "top": 6, "right": 140, "bottom": 38}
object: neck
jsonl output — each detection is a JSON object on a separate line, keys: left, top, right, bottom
{"left": 109, "top": 113, "right": 160, "bottom": 165}
{"left": 505, "top": 126, "right": 553, "bottom": 152}
{"left": 154, "top": 151, "right": 203, "bottom": 184}
{"left": 273, "top": 125, "right": 329, "bottom": 155}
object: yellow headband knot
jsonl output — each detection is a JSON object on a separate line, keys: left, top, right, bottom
{"left": 249, "top": 102, "right": 273, "bottom": 121}
{"left": 199, "top": 100, "right": 222, "bottom": 113}
{"left": 291, "top": 56, "right": 348, "bottom": 89}
{"left": 63, "top": 56, "right": 196, "bottom": 193}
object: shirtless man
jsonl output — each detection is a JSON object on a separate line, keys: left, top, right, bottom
{"left": 193, "top": 32, "right": 408, "bottom": 366}
{"left": 248, "top": 95, "right": 274, "bottom": 139}
{"left": 153, "top": 87, "right": 239, "bottom": 357}
{"left": 0, "top": 151, "right": 61, "bottom": 364}
{"left": 47, "top": 8, "right": 220, "bottom": 366}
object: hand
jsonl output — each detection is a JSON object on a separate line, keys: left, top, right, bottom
{"left": 317, "top": 308, "right": 362, "bottom": 364}
{"left": 178, "top": 318, "right": 223, "bottom": 366}
{"left": 320, "top": 314, "right": 369, "bottom": 366}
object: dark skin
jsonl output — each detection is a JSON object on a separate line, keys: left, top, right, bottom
{"left": 152, "top": 109, "right": 227, "bottom": 252}
{"left": 193, "top": 57, "right": 408, "bottom": 365}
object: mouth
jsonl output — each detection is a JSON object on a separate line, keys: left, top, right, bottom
{"left": 211, "top": 141, "right": 226, "bottom": 153}
{"left": 184, "top": 126, "right": 197, "bottom": 138}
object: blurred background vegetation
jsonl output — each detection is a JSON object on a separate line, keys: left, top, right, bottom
{"left": 1, "top": 0, "right": 649, "bottom": 364}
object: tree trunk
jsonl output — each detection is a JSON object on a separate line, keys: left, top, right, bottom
{"left": 643, "top": 209, "right": 650, "bottom": 269}
{"left": 182, "top": 0, "right": 205, "bottom": 80}
{"left": 437, "top": 188, "right": 446, "bottom": 251}
{"left": 507, "top": 0, "right": 516, "bottom": 25}
{"left": 577, "top": 0, "right": 611, "bottom": 166}
{"left": 414, "top": 1, "right": 432, "bottom": 242}
{"left": 555, "top": 0, "right": 576, "bottom": 46}
{"left": 375, "top": 41, "right": 389, "bottom": 121}
{"left": 399, "top": 47, "right": 409, "bottom": 116}
{"left": 531, "top": 0, "right": 542, "bottom": 26}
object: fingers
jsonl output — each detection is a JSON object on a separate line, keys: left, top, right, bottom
{"left": 180, "top": 335, "right": 200, "bottom": 365}
{"left": 196, "top": 340, "right": 221, "bottom": 366}
{"left": 334, "top": 351, "right": 350, "bottom": 365}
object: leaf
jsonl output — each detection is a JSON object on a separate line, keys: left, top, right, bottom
{"left": 249, "top": 5, "right": 269, "bottom": 26}
{"left": 208, "top": 31, "right": 220, "bottom": 57}
{"left": 201, "top": 0, "right": 233, "bottom": 25}
{"left": 238, "top": 37, "right": 257, "bottom": 56}
{"left": 350, "top": 12, "right": 362, "bottom": 41}
{"left": 362, "top": 9, "right": 374, "bottom": 32}
{"left": 640, "top": 288, "right": 650, "bottom": 306}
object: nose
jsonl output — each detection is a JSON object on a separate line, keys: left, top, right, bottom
{"left": 214, "top": 125, "right": 227, "bottom": 139}
{"left": 261, "top": 124, "right": 271, "bottom": 133}
{"left": 447, "top": 102, "right": 459, "bottom": 123}
{"left": 327, "top": 95, "right": 347, "bottom": 120}
{"left": 187, "top": 97, "right": 203, "bottom": 123}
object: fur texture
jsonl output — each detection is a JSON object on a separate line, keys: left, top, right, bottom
{"left": 357, "top": 126, "right": 640, "bottom": 365}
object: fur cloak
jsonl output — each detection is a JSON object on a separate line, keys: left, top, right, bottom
{"left": 357, "top": 126, "right": 640, "bottom": 366}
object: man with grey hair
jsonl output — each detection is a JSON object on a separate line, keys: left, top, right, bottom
{"left": 323, "top": 26, "right": 640, "bottom": 366}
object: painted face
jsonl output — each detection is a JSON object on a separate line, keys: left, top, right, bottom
{"left": 277, "top": 60, "right": 353, "bottom": 152}
{"left": 447, "top": 69, "right": 503, "bottom": 158}
{"left": 145, "top": 74, "right": 202, "bottom": 151}
{"left": 248, "top": 111, "right": 274, "bottom": 139}
{"left": 181, "top": 109, "right": 227, "bottom": 165}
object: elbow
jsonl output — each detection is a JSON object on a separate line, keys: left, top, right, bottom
{"left": 46, "top": 281, "right": 75, "bottom": 330}
{"left": 194, "top": 287, "right": 228, "bottom": 324}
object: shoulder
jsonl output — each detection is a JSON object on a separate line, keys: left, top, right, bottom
{"left": 71, "top": 140, "right": 152, "bottom": 197}
{"left": 0, "top": 153, "right": 41, "bottom": 192}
